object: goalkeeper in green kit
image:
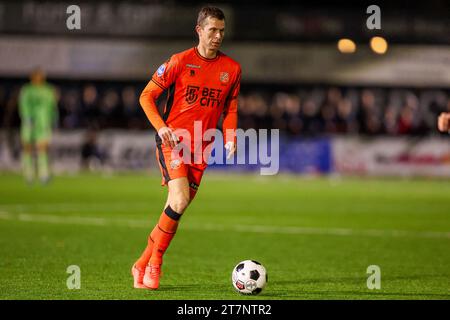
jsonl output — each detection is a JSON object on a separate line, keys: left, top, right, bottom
{"left": 19, "top": 68, "right": 58, "bottom": 184}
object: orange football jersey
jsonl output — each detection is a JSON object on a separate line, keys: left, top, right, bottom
{"left": 151, "top": 47, "right": 241, "bottom": 152}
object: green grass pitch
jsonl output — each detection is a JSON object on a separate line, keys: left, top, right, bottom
{"left": 0, "top": 172, "right": 449, "bottom": 300}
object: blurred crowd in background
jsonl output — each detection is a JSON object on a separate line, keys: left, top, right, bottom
{"left": 1, "top": 80, "right": 449, "bottom": 136}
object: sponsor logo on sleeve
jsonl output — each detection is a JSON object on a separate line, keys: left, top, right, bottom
{"left": 157, "top": 64, "right": 166, "bottom": 77}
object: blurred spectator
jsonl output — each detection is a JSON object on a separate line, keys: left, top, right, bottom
{"left": 3, "top": 86, "right": 21, "bottom": 129}
{"left": 301, "top": 98, "right": 322, "bottom": 135}
{"left": 245, "top": 92, "right": 270, "bottom": 129}
{"left": 60, "top": 88, "right": 81, "bottom": 129}
{"left": 270, "top": 92, "right": 302, "bottom": 135}
{"left": 383, "top": 105, "right": 398, "bottom": 135}
{"left": 82, "top": 84, "right": 100, "bottom": 129}
{"left": 81, "top": 129, "right": 104, "bottom": 171}
{"left": 321, "top": 87, "right": 344, "bottom": 133}
{"left": 397, "top": 91, "right": 423, "bottom": 135}
{"left": 359, "top": 89, "right": 382, "bottom": 135}
{"left": 335, "top": 98, "right": 357, "bottom": 134}
{"left": 121, "top": 86, "right": 142, "bottom": 129}
{"left": 270, "top": 92, "right": 288, "bottom": 131}
{"left": 284, "top": 94, "right": 302, "bottom": 135}
{"left": 3, "top": 87, "right": 21, "bottom": 159}
{"left": 397, "top": 105, "right": 415, "bottom": 135}
{"left": 99, "top": 89, "right": 120, "bottom": 128}
{"left": 321, "top": 104, "right": 336, "bottom": 133}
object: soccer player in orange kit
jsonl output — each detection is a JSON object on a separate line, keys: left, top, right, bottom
{"left": 132, "top": 6, "right": 241, "bottom": 289}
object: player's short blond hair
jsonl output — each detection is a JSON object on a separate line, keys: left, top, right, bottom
{"left": 197, "top": 6, "right": 225, "bottom": 26}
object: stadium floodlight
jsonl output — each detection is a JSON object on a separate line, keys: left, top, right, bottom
{"left": 370, "top": 36, "right": 388, "bottom": 54}
{"left": 337, "top": 38, "right": 357, "bottom": 54}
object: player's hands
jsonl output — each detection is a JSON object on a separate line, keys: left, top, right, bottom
{"left": 437, "top": 112, "right": 450, "bottom": 133}
{"left": 225, "top": 141, "right": 236, "bottom": 160}
{"left": 158, "top": 126, "right": 179, "bottom": 148}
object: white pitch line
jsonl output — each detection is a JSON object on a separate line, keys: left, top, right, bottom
{"left": 0, "top": 211, "right": 449, "bottom": 239}
{"left": 0, "top": 202, "right": 153, "bottom": 211}
{"left": 0, "top": 211, "right": 147, "bottom": 228}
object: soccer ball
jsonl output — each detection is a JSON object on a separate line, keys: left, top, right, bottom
{"left": 231, "top": 260, "right": 267, "bottom": 295}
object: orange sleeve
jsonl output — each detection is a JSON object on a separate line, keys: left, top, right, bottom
{"left": 139, "top": 80, "right": 166, "bottom": 131}
{"left": 139, "top": 55, "right": 181, "bottom": 131}
{"left": 151, "top": 55, "right": 180, "bottom": 90}
{"left": 223, "top": 98, "right": 238, "bottom": 144}
{"left": 222, "top": 68, "right": 241, "bottom": 144}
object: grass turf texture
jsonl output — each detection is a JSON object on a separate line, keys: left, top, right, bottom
{"left": 0, "top": 172, "right": 449, "bottom": 300}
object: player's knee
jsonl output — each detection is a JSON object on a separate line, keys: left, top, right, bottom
{"left": 170, "top": 194, "right": 190, "bottom": 214}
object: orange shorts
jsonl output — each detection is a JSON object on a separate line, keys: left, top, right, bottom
{"left": 155, "top": 143, "right": 207, "bottom": 199}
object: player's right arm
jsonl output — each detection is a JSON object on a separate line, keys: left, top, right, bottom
{"left": 139, "top": 57, "right": 180, "bottom": 148}
{"left": 139, "top": 81, "right": 178, "bottom": 148}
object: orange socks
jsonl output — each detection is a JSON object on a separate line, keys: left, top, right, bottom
{"left": 158, "top": 206, "right": 181, "bottom": 233}
{"left": 150, "top": 205, "right": 182, "bottom": 265}
{"left": 136, "top": 206, "right": 182, "bottom": 269}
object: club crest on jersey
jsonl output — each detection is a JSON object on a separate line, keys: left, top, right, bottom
{"left": 220, "top": 72, "right": 229, "bottom": 84}
{"left": 157, "top": 64, "right": 166, "bottom": 77}
{"left": 185, "top": 85, "right": 200, "bottom": 104}
{"left": 170, "top": 159, "right": 181, "bottom": 170}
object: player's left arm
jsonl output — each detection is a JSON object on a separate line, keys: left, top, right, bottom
{"left": 222, "top": 67, "right": 241, "bottom": 159}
